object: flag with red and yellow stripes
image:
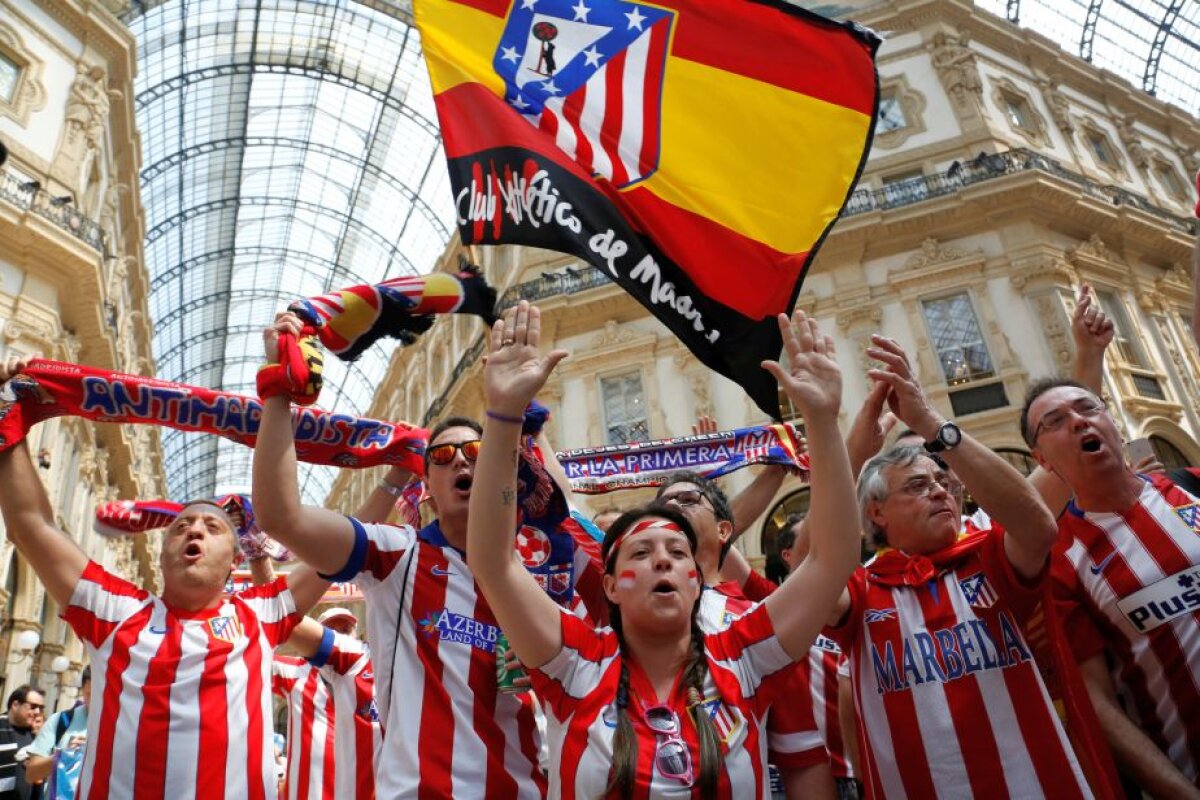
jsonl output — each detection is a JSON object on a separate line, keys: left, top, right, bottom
{"left": 414, "top": 0, "right": 879, "bottom": 417}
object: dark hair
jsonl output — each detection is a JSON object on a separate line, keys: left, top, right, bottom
{"left": 80, "top": 665, "right": 92, "bottom": 686}
{"left": 6, "top": 684, "right": 44, "bottom": 710}
{"left": 1019, "top": 377, "right": 1093, "bottom": 447}
{"left": 776, "top": 512, "right": 805, "bottom": 553}
{"left": 600, "top": 504, "right": 723, "bottom": 798}
{"left": 426, "top": 416, "right": 484, "bottom": 464}
{"left": 655, "top": 471, "right": 736, "bottom": 568}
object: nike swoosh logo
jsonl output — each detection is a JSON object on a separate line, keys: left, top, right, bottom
{"left": 431, "top": 566, "right": 455, "bottom": 577}
{"left": 149, "top": 625, "right": 169, "bottom": 634}
{"left": 1090, "top": 551, "right": 1119, "bottom": 575}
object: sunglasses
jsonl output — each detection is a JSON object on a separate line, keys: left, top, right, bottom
{"left": 642, "top": 705, "right": 694, "bottom": 785}
{"left": 425, "top": 439, "right": 481, "bottom": 466}
{"left": 660, "top": 489, "right": 710, "bottom": 511}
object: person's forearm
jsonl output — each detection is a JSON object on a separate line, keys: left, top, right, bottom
{"left": 535, "top": 431, "right": 574, "bottom": 498}
{"left": 0, "top": 441, "right": 56, "bottom": 542}
{"left": 355, "top": 466, "right": 413, "bottom": 524}
{"left": 931, "top": 431, "right": 1056, "bottom": 555}
{"left": 729, "top": 466, "right": 786, "bottom": 539}
{"left": 1089, "top": 682, "right": 1200, "bottom": 798}
{"left": 800, "top": 415, "right": 860, "bottom": 586}
{"left": 251, "top": 396, "right": 350, "bottom": 573}
{"left": 470, "top": 418, "right": 525, "bottom": 588}
{"left": 24, "top": 755, "right": 52, "bottom": 783}
{"left": 1071, "top": 353, "right": 1105, "bottom": 396}
{"left": 248, "top": 556, "right": 275, "bottom": 586}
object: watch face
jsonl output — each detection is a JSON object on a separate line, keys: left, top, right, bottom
{"left": 942, "top": 424, "right": 962, "bottom": 446}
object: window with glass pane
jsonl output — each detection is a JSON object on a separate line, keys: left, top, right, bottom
{"left": 1095, "top": 290, "right": 1147, "bottom": 367}
{"left": 882, "top": 170, "right": 928, "bottom": 206}
{"left": 600, "top": 372, "right": 650, "bottom": 445}
{"left": 0, "top": 51, "right": 19, "bottom": 103}
{"left": 921, "top": 293, "right": 995, "bottom": 385}
{"left": 1002, "top": 93, "right": 1032, "bottom": 130}
{"left": 1156, "top": 163, "right": 1186, "bottom": 198}
{"left": 1086, "top": 131, "right": 1116, "bottom": 167}
{"left": 877, "top": 90, "right": 906, "bottom": 133}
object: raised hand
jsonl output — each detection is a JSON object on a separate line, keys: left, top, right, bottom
{"left": 692, "top": 414, "right": 718, "bottom": 436}
{"left": 0, "top": 356, "right": 35, "bottom": 384}
{"left": 484, "top": 301, "right": 568, "bottom": 417}
{"left": 761, "top": 310, "right": 842, "bottom": 420}
{"left": 1072, "top": 283, "right": 1114, "bottom": 355}
{"left": 865, "top": 335, "right": 943, "bottom": 437}
{"left": 263, "top": 311, "right": 303, "bottom": 364}
{"left": 845, "top": 379, "right": 899, "bottom": 474}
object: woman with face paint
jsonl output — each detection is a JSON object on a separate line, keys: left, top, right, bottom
{"left": 468, "top": 301, "right": 861, "bottom": 799}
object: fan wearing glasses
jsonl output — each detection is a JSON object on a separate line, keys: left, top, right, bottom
{"left": 1024, "top": 376, "right": 1200, "bottom": 798}
{"left": 0, "top": 684, "right": 44, "bottom": 800}
{"left": 469, "top": 301, "right": 860, "bottom": 797}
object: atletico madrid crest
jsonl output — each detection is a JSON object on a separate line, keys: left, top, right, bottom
{"left": 703, "top": 695, "right": 742, "bottom": 744}
{"left": 208, "top": 614, "right": 244, "bottom": 644}
{"left": 958, "top": 572, "right": 998, "bottom": 610}
{"left": 1175, "top": 503, "right": 1200, "bottom": 532}
{"left": 493, "top": 0, "right": 674, "bottom": 187}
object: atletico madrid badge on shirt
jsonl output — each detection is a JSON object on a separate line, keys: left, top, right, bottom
{"left": 958, "top": 573, "right": 998, "bottom": 610}
{"left": 208, "top": 614, "right": 244, "bottom": 644}
{"left": 1174, "top": 503, "right": 1200, "bottom": 533}
{"left": 703, "top": 695, "right": 743, "bottom": 745}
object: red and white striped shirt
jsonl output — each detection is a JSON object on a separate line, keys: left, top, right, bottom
{"left": 532, "top": 603, "right": 796, "bottom": 799}
{"left": 827, "top": 528, "right": 1091, "bottom": 799}
{"left": 1053, "top": 471, "right": 1200, "bottom": 782}
{"left": 309, "top": 629, "right": 380, "bottom": 800}
{"left": 322, "top": 519, "right": 551, "bottom": 798}
{"left": 63, "top": 560, "right": 299, "bottom": 800}
{"left": 697, "top": 583, "right": 828, "bottom": 773}
{"left": 272, "top": 656, "right": 336, "bottom": 800}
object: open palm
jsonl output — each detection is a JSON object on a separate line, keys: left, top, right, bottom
{"left": 484, "top": 301, "right": 567, "bottom": 415}
{"left": 762, "top": 310, "right": 842, "bottom": 420}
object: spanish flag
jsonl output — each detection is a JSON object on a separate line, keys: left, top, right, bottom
{"left": 415, "top": 0, "right": 879, "bottom": 417}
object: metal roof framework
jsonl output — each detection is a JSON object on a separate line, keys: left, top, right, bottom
{"left": 975, "top": 0, "right": 1199, "bottom": 111}
{"left": 122, "top": 0, "right": 456, "bottom": 504}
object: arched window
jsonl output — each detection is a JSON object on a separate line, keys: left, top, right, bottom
{"left": 1149, "top": 435, "right": 1191, "bottom": 471}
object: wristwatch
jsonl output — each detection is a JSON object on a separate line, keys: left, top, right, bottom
{"left": 377, "top": 480, "right": 406, "bottom": 498}
{"left": 923, "top": 421, "right": 962, "bottom": 454}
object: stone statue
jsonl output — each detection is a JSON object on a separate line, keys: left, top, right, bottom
{"left": 1039, "top": 75, "right": 1074, "bottom": 135}
{"left": 932, "top": 31, "right": 982, "bottom": 105}
{"left": 1119, "top": 116, "right": 1150, "bottom": 171}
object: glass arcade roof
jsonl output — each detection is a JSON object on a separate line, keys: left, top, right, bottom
{"left": 962, "top": 1, "right": 1197, "bottom": 114}
{"left": 123, "top": 0, "right": 456, "bottom": 504}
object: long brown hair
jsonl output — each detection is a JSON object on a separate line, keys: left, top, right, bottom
{"left": 601, "top": 505, "right": 726, "bottom": 798}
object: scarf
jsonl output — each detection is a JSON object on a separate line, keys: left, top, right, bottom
{"left": 94, "top": 494, "right": 293, "bottom": 563}
{"left": 289, "top": 265, "right": 498, "bottom": 362}
{"left": 556, "top": 422, "right": 807, "bottom": 494}
{"left": 0, "top": 359, "right": 427, "bottom": 474}
{"left": 867, "top": 529, "right": 1121, "bottom": 799}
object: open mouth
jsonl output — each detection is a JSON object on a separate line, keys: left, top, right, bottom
{"left": 453, "top": 474, "right": 473, "bottom": 492}
{"left": 652, "top": 579, "right": 677, "bottom": 595}
{"left": 184, "top": 542, "right": 203, "bottom": 559}
{"left": 1080, "top": 434, "right": 1103, "bottom": 453}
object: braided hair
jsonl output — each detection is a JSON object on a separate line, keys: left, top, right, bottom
{"left": 600, "top": 504, "right": 726, "bottom": 797}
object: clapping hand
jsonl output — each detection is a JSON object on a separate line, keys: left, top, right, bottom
{"left": 761, "top": 310, "right": 842, "bottom": 421}
{"left": 865, "top": 335, "right": 943, "bottom": 435}
{"left": 484, "top": 301, "right": 567, "bottom": 418}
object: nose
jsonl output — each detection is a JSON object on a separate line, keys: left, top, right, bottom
{"left": 652, "top": 546, "right": 673, "bottom": 571}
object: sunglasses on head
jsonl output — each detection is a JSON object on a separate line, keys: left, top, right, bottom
{"left": 425, "top": 439, "right": 482, "bottom": 466}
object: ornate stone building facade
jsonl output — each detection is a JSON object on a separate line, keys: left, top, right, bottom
{"left": 324, "top": 0, "right": 1199, "bottom": 574}
{"left": 0, "top": 0, "right": 162, "bottom": 708}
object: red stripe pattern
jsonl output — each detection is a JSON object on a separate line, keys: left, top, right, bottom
{"left": 63, "top": 562, "right": 299, "bottom": 799}
{"left": 315, "top": 634, "right": 380, "bottom": 800}
{"left": 826, "top": 529, "right": 1091, "bottom": 799}
{"left": 531, "top": 603, "right": 795, "bottom": 799}
{"left": 273, "top": 656, "right": 337, "bottom": 800}
{"left": 1054, "top": 471, "right": 1200, "bottom": 782}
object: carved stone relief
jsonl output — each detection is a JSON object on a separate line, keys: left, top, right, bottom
{"left": 1118, "top": 116, "right": 1151, "bottom": 172}
{"left": 905, "top": 237, "right": 969, "bottom": 270}
{"left": 931, "top": 31, "right": 982, "bottom": 108}
{"left": 55, "top": 64, "right": 110, "bottom": 194}
{"left": 1037, "top": 75, "right": 1074, "bottom": 136}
